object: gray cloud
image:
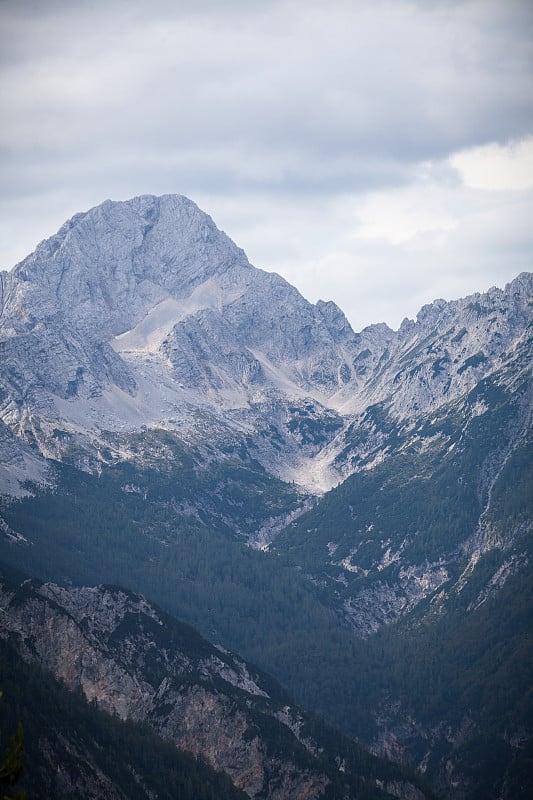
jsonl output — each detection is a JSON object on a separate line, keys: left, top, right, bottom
{"left": 3, "top": 1, "right": 532, "bottom": 167}
{"left": 0, "top": 0, "right": 532, "bottom": 327}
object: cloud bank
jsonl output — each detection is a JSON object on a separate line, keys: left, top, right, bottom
{"left": 1, "top": 0, "right": 532, "bottom": 328}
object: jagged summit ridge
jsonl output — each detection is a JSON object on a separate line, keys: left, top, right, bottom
{"left": 0, "top": 195, "right": 531, "bottom": 496}
{"left": 6, "top": 194, "right": 354, "bottom": 349}
{"left": 1, "top": 193, "right": 356, "bottom": 365}
{"left": 0, "top": 196, "right": 358, "bottom": 472}
{"left": 8, "top": 194, "right": 251, "bottom": 338}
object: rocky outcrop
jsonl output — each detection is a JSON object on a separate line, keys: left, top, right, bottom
{"left": 0, "top": 575, "right": 428, "bottom": 800}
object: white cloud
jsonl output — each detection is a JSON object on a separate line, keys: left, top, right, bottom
{"left": 350, "top": 177, "right": 459, "bottom": 246}
{"left": 451, "top": 136, "right": 533, "bottom": 191}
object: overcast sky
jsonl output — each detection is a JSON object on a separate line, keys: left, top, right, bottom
{"left": 1, "top": 0, "right": 532, "bottom": 330}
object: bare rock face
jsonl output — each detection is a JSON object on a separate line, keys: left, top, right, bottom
{"left": 0, "top": 580, "right": 324, "bottom": 798}
{"left": 0, "top": 576, "right": 428, "bottom": 800}
{"left": 1, "top": 194, "right": 529, "bottom": 498}
{"left": 0, "top": 194, "right": 356, "bottom": 420}
{"left": 346, "top": 274, "right": 533, "bottom": 419}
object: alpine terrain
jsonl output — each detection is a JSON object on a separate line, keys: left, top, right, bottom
{"left": 0, "top": 195, "right": 531, "bottom": 799}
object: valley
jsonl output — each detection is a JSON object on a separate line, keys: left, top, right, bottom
{"left": 0, "top": 195, "right": 531, "bottom": 799}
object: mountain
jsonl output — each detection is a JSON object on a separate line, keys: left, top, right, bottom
{"left": 0, "top": 195, "right": 531, "bottom": 799}
{"left": 0, "top": 640, "right": 247, "bottom": 800}
{"left": 2, "top": 195, "right": 528, "bottom": 498}
{"left": 0, "top": 565, "right": 429, "bottom": 800}
{"left": 273, "top": 333, "right": 532, "bottom": 634}
{"left": 0, "top": 194, "right": 357, "bottom": 496}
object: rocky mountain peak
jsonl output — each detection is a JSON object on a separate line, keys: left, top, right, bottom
{"left": 314, "top": 298, "right": 354, "bottom": 337}
{"left": 7, "top": 194, "right": 250, "bottom": 339}
{"left": 0, "top": 196, "right": 366, "bottom": 450}
{"left": 0, "top": 195, "right": 530, "bottom": 498}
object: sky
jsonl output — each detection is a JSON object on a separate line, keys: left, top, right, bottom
{"left": 1, "top": 0, "right": 532, "bottom": 330}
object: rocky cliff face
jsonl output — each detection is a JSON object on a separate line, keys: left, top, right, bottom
{"left": 0, "top": 195, "right": 355, "bottom": 423}
{"left": 0, "top": 195, "right": 530, "bottom": 497}
{"left": 0, "top": 573, "right": 427, "bottom": 800}
{"left": 337, "top": 273, "right": 532, "bottom": 417}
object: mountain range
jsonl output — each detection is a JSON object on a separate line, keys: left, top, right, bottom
{"left": 0, "top": 195, "right": 531, "bottom": 799}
